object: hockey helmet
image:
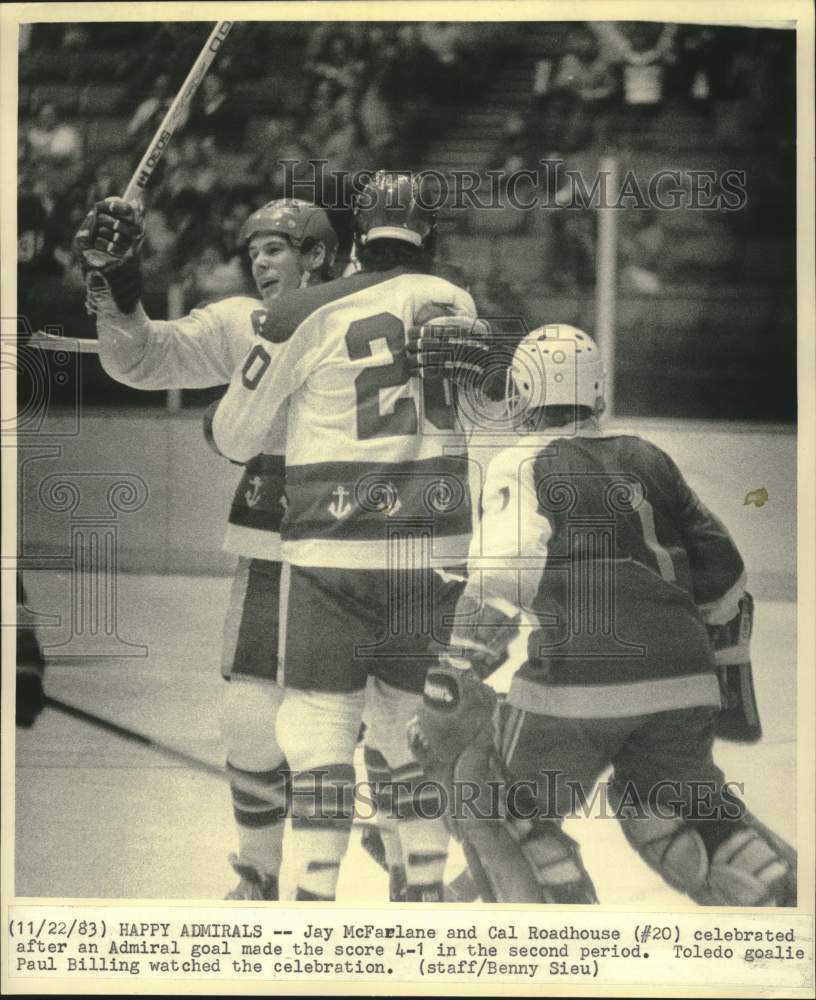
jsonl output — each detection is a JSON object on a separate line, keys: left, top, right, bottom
{"left": 242, "top": 199, "right": 338, "bottom": 260}
{"left": 354, "top": 171, "right": 438, "bottom": 247}
{"left": 506, "top": 324, "right": 605, "bottom": 417}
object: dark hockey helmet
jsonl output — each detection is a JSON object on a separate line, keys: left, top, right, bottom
{"left": 354, "top": 171, "right": 439, "bottom": 247}
{"left": 242, "top": 199, "right": 338, "bottom": 261}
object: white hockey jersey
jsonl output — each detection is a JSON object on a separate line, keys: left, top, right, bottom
{"left": 96, "top": 296, "right": 286, "bottom": 559}
{"left": 213, "top": 267, "right": 477, "bottom": 568}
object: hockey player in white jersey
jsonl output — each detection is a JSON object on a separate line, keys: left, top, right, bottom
{"left": 74, "top": 196, "right": 338, "bottom": 900}
{"left": 212, "top": 172, "right": 478, "bottom": 901}
{"left": 410, "top": 323, "right": 796, "bottom": 906}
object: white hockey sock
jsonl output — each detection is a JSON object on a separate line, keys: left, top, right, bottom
{"left": 228, "top": 760, "right": 289, "bottom": 879}
{"left": 291, "top": 764, "right": 355, "bottom": 901}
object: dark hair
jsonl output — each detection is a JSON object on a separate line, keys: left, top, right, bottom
{"left": 356, "top": 235, "right": 436, "bottom": 274}
{"left": 300, "top": 235, "right": 336, "bottom": 282}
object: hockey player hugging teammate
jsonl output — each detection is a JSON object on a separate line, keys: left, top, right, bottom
{"left": 213, "top": 172, "right": 478, "bottom": 902}
{"left": 74, "top": 195, "right": 338, "bottom": 899}
{"left": 410, "top": 322, "right": 796, "bottom": 907}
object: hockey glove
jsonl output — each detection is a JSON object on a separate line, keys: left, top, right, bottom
{"left": 74, "top": 197, "right": 145, "bottom": 314}
{"left": 406, "top": 315, "right": 491, "bottom": 388}
{"left": 447, "top": 592, "right": 521, "bottom": 679}
{"left": 16, "top": 663, "right": 45, "bottom": 728}
{"left": 409, "top": 661, "right": 497, "bottom": 768}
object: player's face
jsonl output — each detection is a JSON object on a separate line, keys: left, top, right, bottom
{"left": 248, "top": 233, "right": 306, "bottom": 305}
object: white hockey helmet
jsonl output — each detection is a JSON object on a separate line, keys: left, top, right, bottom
{"left": 506, "top": 324, "right": 605, "bottom": 418}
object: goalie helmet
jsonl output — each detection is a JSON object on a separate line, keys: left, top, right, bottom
{"left": 354, "top": 171, "right": 438, "bottom": 247}
{"left": 506, "top": 324, "right": 605, "bottom": 418}
{"left": 241, "top": 199, "right": 338, "bottom": 259}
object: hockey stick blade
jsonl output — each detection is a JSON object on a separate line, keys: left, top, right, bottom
{"left": 27, "top": 331, "right": 101, "bottom": 354}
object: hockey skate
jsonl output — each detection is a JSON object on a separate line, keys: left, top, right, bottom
{"left": 225, "top": 854, "right": 279, "bottom": 901}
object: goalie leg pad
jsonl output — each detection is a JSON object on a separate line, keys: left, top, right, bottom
{"left": 707, "top": 822, "right": 796, "bottom": 906}
{"left": 610, "top": 781, "right": 711, "bottom": 897}
{"left": 611, "top": 783, "right": 796, "bottom": 905}
{"left": 446, "top": 741, "right": 597, "bottom": 904}
{"left": 448, "top": 741, "right": 541, "bottom": 903}
{"left": 511, "top": 819, "right": 599, "bottom": 904}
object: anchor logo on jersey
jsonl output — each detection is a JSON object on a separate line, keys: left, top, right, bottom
{"left": 328, "top": 485, "right": 352, "bottom": 519}
{"left": 245, "top": 475, "right": 263, "bottom": 508}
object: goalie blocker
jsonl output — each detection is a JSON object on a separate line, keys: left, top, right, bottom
{"left": 709, "top": 592, "right": 763, "bottom": 743}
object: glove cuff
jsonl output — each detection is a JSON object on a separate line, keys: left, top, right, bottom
{"left": 98, "top": 258, "right": 143, "bottom": 315}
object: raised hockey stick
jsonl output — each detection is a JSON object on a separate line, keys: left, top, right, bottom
{"left": 82, "top": 19, "right": 233, "bottom": 268}
{"left": 28, "top": 20, "right": 234, "bottom": 351}
{"left": 123, "top": 21, "right": 233, "bottom": 203}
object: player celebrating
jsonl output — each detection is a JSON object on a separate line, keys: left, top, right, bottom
{"left": 411, "top": 323, "right": 796, "bottom": 906}
{"left": 74, "top": 196, "right": 338, "bottom": 900}
{"left": 212, "top": 172, "right": 478, "bottom": 902}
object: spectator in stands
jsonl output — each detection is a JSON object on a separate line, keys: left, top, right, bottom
{"left": 302, "top": 78, "right": 339, "bottom": 152}
{"left": 27, "top": 101, "right": 82, "bottom": 169}
{"left": 418, "top": 22, "right": 477, "bottom": 100}
{"left": 380, "top": 25, "right": 443, "bottom": 160}
{"left": 85, "top": 157, "right": 129, "bottom": 205}
{"left": 531, "top": 24, "right": 617, "bottom": 153}
{"left": 140, "top": 206, "right": 178, "bottom": 295}
{"left": 158, "top": 189, "right": 211, "bottom": 274}
{"left": 248, "top": 120, "right": 313, "bottom": 202}
{"left": 181, "top": 243, "right": 246, "bottom": 306}
{"left": 163, "top": 136, "right": 219, "bottom": 198}
{"left": 486, "top": 113, "right": 532, "bottom": 173}
{"left": 668, "top": 26, "right": 720, "bottom": 114}
{"left": 590, "top": 22, "right": 678, "bottom": 141}
{"left": 305, "top": 29, "right": 365, "bottom": 103}
{"left": 353, "top": 35, "right": 397, "bottom": 163}
{"left": 323, "top": 93, "right": 373, "bottom": 176}
{"left": 127, "top": 74, "right": 178, "bottom": 148}
{"left": 619, "top": 208, "right": 666, "bottom": 294}
{"left": 187, "top": 72, "right": 247, "bottom": 150}
{"left": 547, "top": 206, "right": 597, "bottom": 292}
{"left": 470, "top": 276, "right": 527, "bottom": 323}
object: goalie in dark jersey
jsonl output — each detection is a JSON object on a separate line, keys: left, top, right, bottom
{"left": 410, "top": 322, "right": 796, "bottom": 906}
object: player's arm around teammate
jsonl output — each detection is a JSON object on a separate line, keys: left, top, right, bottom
{"left": 73, "top": 197, "right": 340, "bottom": 900}
{"left": 213, "top": 173, "right": 481, "bottom": 903}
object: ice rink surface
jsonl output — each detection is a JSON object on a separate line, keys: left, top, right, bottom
{"left": 15, "top": 570, "right": 796, "bottom": 905}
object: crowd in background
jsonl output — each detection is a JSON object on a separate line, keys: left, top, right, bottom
{"left": 18, "top": 21, "right": 794, "bottom": 322}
